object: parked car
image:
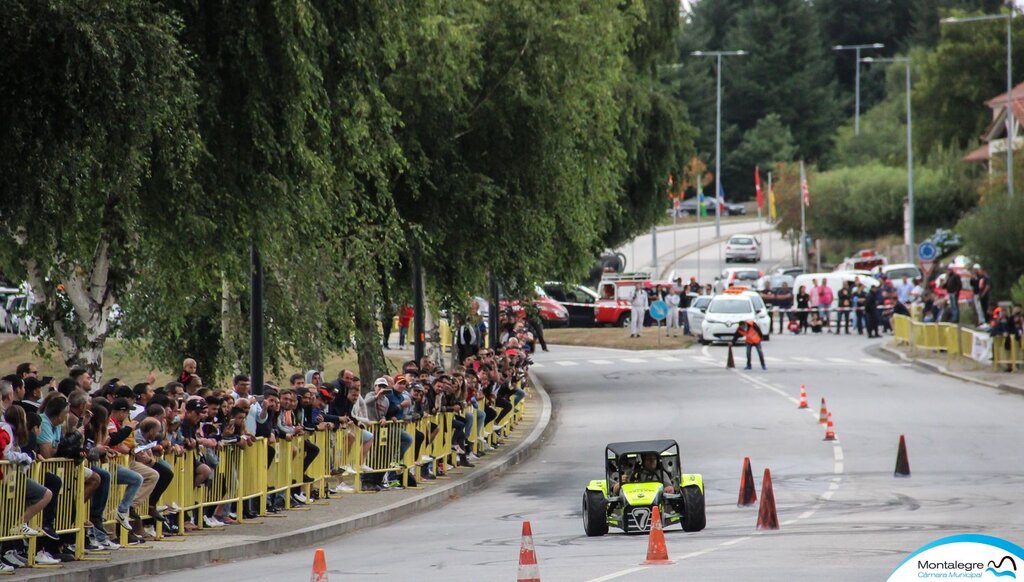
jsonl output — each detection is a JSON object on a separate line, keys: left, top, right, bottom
{"left": 672, "top": 197, "right": 746, "bottom": 217}
{"left": 713, "top": 267, "right": 762, "bottom": 292}
{"left": 472, "top": 286, "right": 570, "bottom": 327}
{"left": 874, "top": 263, "right": 922, "bottom": 282}
{"left": 542, "top": 282, "right": 599, "bottom": 327}
{"left": 4, "top": 295, "right": 34, "bottom": 336}
{"left": 724, "top": 234, "right": 761, "bottom": 263}
{"left": 685, "top": 295, "right": 713, "bottom": 338}
{"left": 699, "top": 290, "right": 771, "bottom": 344}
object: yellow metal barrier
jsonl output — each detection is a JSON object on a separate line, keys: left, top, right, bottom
{"left": 0, "top": 462, "right": 29, "bottom": 547}
{"left": 992, "top": 335, "right": 1021, "bottom": 372}
{"left": 939, "top": 323, "right": 961, "bottom": 363}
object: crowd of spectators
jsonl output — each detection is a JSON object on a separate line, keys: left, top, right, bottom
{"left": 0, "top": 329, "right": 533, "bottom": 570}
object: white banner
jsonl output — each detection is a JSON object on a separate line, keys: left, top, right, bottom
{"left": 970, "top": 332, "right": 992, "bottom": 363}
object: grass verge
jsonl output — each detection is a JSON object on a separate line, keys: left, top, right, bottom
{"left": 543, "top": 327, "right": 695, "bottom": 350}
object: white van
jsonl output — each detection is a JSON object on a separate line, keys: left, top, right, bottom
{"left": 792, "top": 272, "right": 881, "bottom": 309}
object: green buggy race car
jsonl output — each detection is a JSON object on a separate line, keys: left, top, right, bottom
{"left": 583, "top": 440, "right": 706, "bottom": 536}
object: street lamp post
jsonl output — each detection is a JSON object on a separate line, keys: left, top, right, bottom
{"left": 863, "top": 56, "right": 913, "bottom": 261}
{"left": 692, "top": 50, "right": 746, "bottom": 242}
{"left": 942, "top": 11, "right": 1015, "bottom": 198}
{"left": 833, "top": 43, "right": 885, "bottom": 135}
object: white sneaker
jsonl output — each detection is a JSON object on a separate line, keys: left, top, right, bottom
{"left": 100, "top": 538, "right": 121, "bottom": 550}
{"left": 3, "top": 549, "right": 26, "bottom": 567}
{"left": 293, "top": 492, "right": 308, "bottom": 504}
{"left": 202, "top": 515, "right": 224, "bottom": 528}
{"left": 34, "top": 550, "right": 60, "bottom": 566}
{"left": 360, "top": 464, "right": 374, "bottom": 472}
{"left": 144, "top": 526, "right": 156, "bottom": 538}
{"left": 419, "top": 455, "right": 434, "bottom": 463}
{"left": 331, "top": 483, "right": 354, "bottom": 494}
{"left": 12, "top": 523, "right": 39, "bottom": 537}
{"left": 341, "top": 465, "right": 356, "bottom": 476}
{"left": 0, "top": 562, "right": 12, "bottom": 573}
{"left": 114, "top": 510, "right": 133, "bottom": 530}
{"left": 468, "top": 452, "right": 480, "bottom": 461}
{"left": 454, "top": 445, "right": 465, "bottom": 455}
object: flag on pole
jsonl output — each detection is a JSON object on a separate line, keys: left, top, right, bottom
{"left": 697, "top": 176, "right": 706, "bottom": 217}
{"left": 800, "top": 163, "right": 811, "bottom": 207}
{"left": 718, "top": 181, "right": 727, "bottom": 213}
{"left": 754, "top": 166, "right": 764, "bottom": 209}
{"left": 769, "top": 185, "right": 777, "bottom": 221}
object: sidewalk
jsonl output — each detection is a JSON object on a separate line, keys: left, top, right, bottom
{"left": 880, "top": 341, "right": 1024, "bottom": 396}
{"left": 21, "top": 379, "right": 552, "bottom": 582}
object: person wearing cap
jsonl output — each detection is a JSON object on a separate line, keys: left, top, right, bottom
{"left": 107, "top": 397, "right": 159, "bottom": 536}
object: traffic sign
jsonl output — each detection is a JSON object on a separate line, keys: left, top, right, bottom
{"left": 649, "top": 299, "right": 669, "bottom": 322}
{"left": 917, "top": 241, "right": 938, "bottom": 262}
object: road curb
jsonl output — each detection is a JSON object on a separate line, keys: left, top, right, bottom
{"left": 37, "top": 378, "right": 554, "bottom": 582}
{"left": 876, "top": 344, "right": 1024, "bottom": 396}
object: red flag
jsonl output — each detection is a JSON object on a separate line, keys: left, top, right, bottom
{"left": 754, "top": 166, "right": 764, "bottom": 209}
{"left": 800, "top": 163, "right": 811, "bottom": 207}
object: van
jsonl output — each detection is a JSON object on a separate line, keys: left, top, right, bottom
{"left": 792, "top": 272, "right": 881, "bottom": 309}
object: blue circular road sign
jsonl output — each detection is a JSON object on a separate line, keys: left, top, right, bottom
{"left": 649, "top": 299, "right": 669, "bottom": 321}
{"left": 918, "top": 241, "right": 938, "bottom": 262}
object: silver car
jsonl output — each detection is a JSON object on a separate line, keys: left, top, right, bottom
{"left": 686, "top": 295, "right": 713, "bottom": 340}
{"left": 724, "top": 235, "right": 761, "bottom": 263}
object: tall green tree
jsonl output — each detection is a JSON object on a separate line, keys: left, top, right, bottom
{"left": 913, "top": 11, "right": 1024, "bottom": 158}
{"left": 0, "top": 0, "right": 200, "bottom": 378}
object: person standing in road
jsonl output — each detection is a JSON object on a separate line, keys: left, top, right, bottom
{"left": 852, "top": 283, "right": 867, "bottom": 335}
{"left": 864, "top": 285, "right": 881, "bottom": 338}
{"left": 732, "top": 321, "right": 766, "bottom": 370}
{"left": 817, "top": 279, "right": 834, "bottom": 331}
{"left": 775, "top": 282, "right": 793, "bottom": 334}
{"left": 665, "top": 286, "right": 681, "bottom": 337}
{"left": 835, "top": 282, "right": 852, "bottom": 334}
{"left": 796, "top": 285, "right": 811, "bottom": 334}
{"left": 943, "top": 267, "right": 962, "bottom": 325}
{"left": 629, "top": 283, "right": 648, "bottom": 338}
{"left": 397, "top": 305, "right": 413, "bottom": 350}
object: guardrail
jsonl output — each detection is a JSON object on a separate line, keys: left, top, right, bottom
{"left": 0, "top": 386, "right": 530, "bottom": 570}
{"left": 891, "top": 314, "right": 1022, "bottom": 372}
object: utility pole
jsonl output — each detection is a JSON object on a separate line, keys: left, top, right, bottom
{"left": 833, "top": 43, "right": 885, "bottom": 135}
{"left": 249, "top": 242, "right": 264, "bottom": 396}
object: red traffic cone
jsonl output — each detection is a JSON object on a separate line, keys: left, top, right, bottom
{"left": 641, "top": 506, "right": 673, "bottom": 565}
{"left": 737, "top": 456, "right": 758, "bottom": 507}
{"left": 798, "top": 385, "right": 808, "bottom": 409}
{"left": 823, "top": 412, "right": 836, "bottom": 441}
{"left": 756, "top": 468, "right": 780, "bottom": 530}
{"left": 517, "top": 521, "right": 541, "bottom": 582}
{"left": 818, "top": 397, "right": 828, "bottom": 424}
{"left": 894, "top": 434, "right": 911, "bottom": 477}
{"left": 727, "top": 344, "right": 736, "bottom": 369}
{"left": 310, "top": 548, "right": 328, "bottom": 582}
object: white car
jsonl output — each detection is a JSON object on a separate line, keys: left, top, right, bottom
{"left": 685, "top": 295, "right": 713, "bottom": 338}
{"left": 875, "top": 263, "right": 922, "bottom": 282}
{"left": 724, "top": 234, "right": 761, "bottom": 263}
{"left": 700, "top": 291, "right": 771, "bottom": 345}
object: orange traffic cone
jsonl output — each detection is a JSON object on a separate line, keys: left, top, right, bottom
{"left": 641, "top": 506, "right": 674, "bottom": 565}
{"left": 517, "top": 521, "right": 541, "bottom": 582}
{"left": 798, "top": 385, "right": 808, "bottom": 409}
{"left": 310, "top": 548, "right": 328, "bottom": 582}
{"left": 727, "top": 344, "right": 736, "bottom": 369}
{"left": 818, "top": 397, "right": 828, "bottom": 424}
{"left": 894, "top": 434, "right": 910, "bottom": 477}
{"left": 756, "top": 468, "right": 780, "bottom": 530}
{"left": 737, "top": 456, "right": 758, "bottom": 507}
{"left": 823, "top": 412, "right": 836, "bottom": 441}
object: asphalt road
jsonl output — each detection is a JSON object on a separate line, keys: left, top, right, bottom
{"left": 149, "top": 237, "right": 1024, "bottom": 582}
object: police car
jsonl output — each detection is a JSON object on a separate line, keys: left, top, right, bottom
{"left": 699, "top": 288, "right": 771, "bottom": 345}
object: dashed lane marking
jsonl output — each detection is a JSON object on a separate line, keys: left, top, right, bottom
{"left": 621, "top": 358, "right": 648, "bottom": 363}
{"left": 554, "top": 361, "right": 579, "bottom": 367}
{"left": 588, "top": 359, "right": 614, "bottom": 365}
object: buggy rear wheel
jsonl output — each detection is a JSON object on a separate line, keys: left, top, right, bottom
{"left": 681, "top": 485, "right": 706, "bottom": 532}
{"left": 583, "top": 490, "right": 609, "bottom": 537}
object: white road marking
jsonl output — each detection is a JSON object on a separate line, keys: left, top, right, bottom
{"left": 861, "top": 357, "right": 886, "bottom": 364}
{"left": 554, "top": 361, "right": 579, "bottom": 367}
{"left": 621, "top": 358, "right": 647, "bottom": 363}
{"left": 821, "top": 490, "right": 835, "bottom": 501}
{"left": 834, "top": 462, "right": 844, "bottom": 474}
{"left": 588, "top": 359, "right": 614, "bottom": 365}
{"left": 585, "top": 566, "right": 650, "bottom": 582}
{"left": 826, "top": 357, "right": 853, "bottom": 364}
{"left": 834, "top": 448, "right": 844, "bottom": 461}
{"left": 720, "top": 537, "right": 751, "bottom": 547}
{"left": 657, "top": 356, "right": 681, "bottom": 362}
{"left": 799, "top": 510, "right": 815, "bottom": 519}
{"left": 530, "top": 363, "right": 544, "bottom": 368}
{"left": 791, "top": 356, "right": 817, "bottom": 363}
